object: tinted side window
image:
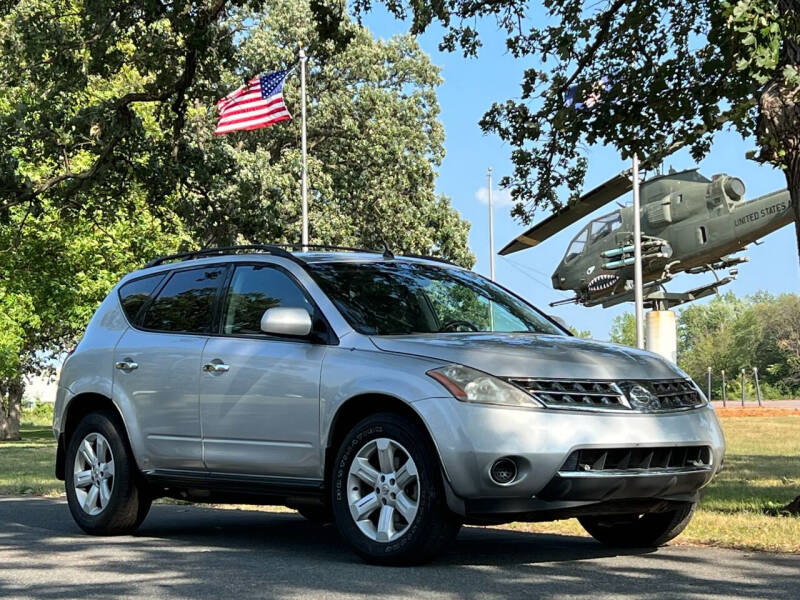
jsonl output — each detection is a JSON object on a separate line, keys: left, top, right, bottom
{"left": 118, "top": 274, "right": 166, "bottom": 323}
{"left": 141, "top": 267, "right": 226, "bottom": 333}
{"left": 223, "top": 266, "right": 313, "bottom": 335}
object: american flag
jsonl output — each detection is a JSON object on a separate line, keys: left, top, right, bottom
{"left": 214, "top": 69, "right": 291, "bottom": 135}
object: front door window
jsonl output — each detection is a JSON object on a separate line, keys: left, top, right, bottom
{"left": 222, "top": 265, "right": 314, "bottom": 335}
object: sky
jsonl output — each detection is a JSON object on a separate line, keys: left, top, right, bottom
{"left": 361, "top": 9, "right": 800, "bottom": 340}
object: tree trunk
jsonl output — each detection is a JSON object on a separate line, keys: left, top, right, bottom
{"left": 760, "top": 1, "right": 800, "bottom": 508}
{"left": 757, "top": 0, "right": 800, "bottom": 263}
{"left": 759, "top": 91, "right": 800, "bottom": 264}
{"left": 786, "top": 157, "right": 800, "bottom": 268}
{"left": 0, "top": 379, "right": 23, "bottom": 441}
{"left": 786, "top": 495, "right": 800, "bottom": 515}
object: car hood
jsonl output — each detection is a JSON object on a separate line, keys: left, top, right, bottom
{"left": 369, "top": 333, "right": 683, "bottom": 380}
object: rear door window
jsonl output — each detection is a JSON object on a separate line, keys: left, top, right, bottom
{"left": 118, "top": 274, "right": 166, "bottom": 323}
{"left": 141, "top": 266, "right": 226, "bottom": 333}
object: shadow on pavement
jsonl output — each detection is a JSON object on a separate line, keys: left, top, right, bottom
{"left": 0, "top": 497, "right": 797, "bottom": 599}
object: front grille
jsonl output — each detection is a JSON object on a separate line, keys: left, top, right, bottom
{"left": 649, "top": 380, "right": 702, "bottom": 410}
{"left": 506, "top": 379, "right": 629, "bottom": 409}
{"left": 560, "top": 446, "right": 712, "bottom": 473}
{"left": 505, "top": 378, "right": 704, "bottom": 412}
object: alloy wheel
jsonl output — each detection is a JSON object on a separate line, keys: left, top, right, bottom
{"left": 346, "top": 437, "right": 420, "bottom": 542}
{"left": 72, "top": 432, "right": 115, "bottom": 516}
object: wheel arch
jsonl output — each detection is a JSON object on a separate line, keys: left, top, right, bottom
{"left": 56, "top": 393, "right": 130, "bottom": 481}
{"left": 324, "top": 393, "right": 451, "bottom": 496}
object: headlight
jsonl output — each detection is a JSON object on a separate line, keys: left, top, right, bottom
{"left": 427, "top": 364, "right": 542, "bottom": 408}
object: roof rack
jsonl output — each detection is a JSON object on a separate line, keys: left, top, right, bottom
{"left": 143, "top": 244, "right": 306, "bottom": 268}
{"left": 273, "top": 243, "right": 394, "bottom": 259}
{"left": 143, "top": 243, "right": 456, "bottom": 269}
{"left": 400, "top": 253, "right": 460, "bottom": 267}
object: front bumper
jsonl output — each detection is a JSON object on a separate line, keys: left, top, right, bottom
{"left": 413, "top": 398, "right": 725, "bottom": 519}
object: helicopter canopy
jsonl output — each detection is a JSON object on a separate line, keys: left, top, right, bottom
{"left": 563, "top": 211, "right": 622, "bottom": 262}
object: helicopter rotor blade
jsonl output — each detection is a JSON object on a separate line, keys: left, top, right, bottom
{"left": 499, "top": 171, "right": 633, "bottom": 255}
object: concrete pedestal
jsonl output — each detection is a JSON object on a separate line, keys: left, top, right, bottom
{"left": 645, "top": 310, "right": 677, "bottom": 363}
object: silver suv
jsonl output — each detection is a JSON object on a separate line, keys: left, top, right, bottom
{"left": 54, "top": 246, "right": 725, "bottom": 564}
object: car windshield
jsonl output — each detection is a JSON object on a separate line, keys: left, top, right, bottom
{"left": 308, "top": 261, "right": 565, "bottom": 336}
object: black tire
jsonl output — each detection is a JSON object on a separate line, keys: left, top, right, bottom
{"left": 331, "top": 412, "right": 461, "bottom": 565}
{"left": 578, "top": 501, "right": 697, "bottom": 548}
{"left": 65, "top": 411, "right": 151, "bottom": 535}
{"left": 296, "top": 505, "right": 334, "bottom": 524}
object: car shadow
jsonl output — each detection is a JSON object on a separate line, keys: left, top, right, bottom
{"left": 0, "top": 497, "right": 797, "bottom": 599}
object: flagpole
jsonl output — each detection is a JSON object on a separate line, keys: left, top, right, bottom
{"left": 488, "top": 167, "right": 495, "bottom": 281}
{"left": 632, "top": 152, "right": 645, "bottom": 349}
{"left": 299, "top": 46, "right": 309, "bottom": 251}
{"left": 487, "top": 167, "right": 495, "bottom": 332}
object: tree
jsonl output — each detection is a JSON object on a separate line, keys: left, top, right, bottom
{"left": 0, "top": 0, "right": 471, "bottom": 264}
{"left": 181, "top": 0, "right": 474, "bottom": 265}
{"left": 1, "top": 0, "right": 472, "bottom": 261}
{"left": 0, "top": 0, "right": 253, "bottom": 221}
{"left": 569, "top": 326, "right": 593, "bottom": 339}
{"left": 609, "top": 313, "right": 637, "bottom": 347}
{"left": 1, "top": 0, "right": 229, "bottom": 438}
{"left": 678, "top": 293, "right": 748, "bottom": 393}
{"left": 340, "top": 1, "right": 800, "bottom": 263}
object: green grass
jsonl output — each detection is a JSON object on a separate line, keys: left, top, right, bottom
{"left": 0, "top": 424, "right": 60, "bottom": 496}
{"left": 1, "top": 412, "right": 798, "bottom": 552}
{"left": 702, "top": 417, "right": 800, "bottom": 514}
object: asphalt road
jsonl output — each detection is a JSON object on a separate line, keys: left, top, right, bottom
{"left": 1, "top": 497, "right": 797, "bottom": 599}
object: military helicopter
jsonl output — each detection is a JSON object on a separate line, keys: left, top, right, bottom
{"left": 499, "top": 168, "right": 793, "bottom": 308}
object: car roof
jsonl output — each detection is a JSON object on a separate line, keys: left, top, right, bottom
{"left": 118, "top": 250, "right": 462, "bottom": 287}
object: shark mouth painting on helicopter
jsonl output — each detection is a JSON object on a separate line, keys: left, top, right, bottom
{"left": 587, "top": 273, "right": 620, "bottom": 293}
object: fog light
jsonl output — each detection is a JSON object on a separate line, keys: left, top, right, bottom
{"left": 490, "top": 458, "right": 518, "bottom": 485}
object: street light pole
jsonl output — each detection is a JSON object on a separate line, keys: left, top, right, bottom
{"left": 632, "top": 152, "right": 644, "bottom": 349}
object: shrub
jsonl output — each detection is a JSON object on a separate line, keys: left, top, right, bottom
{"left": 22, "top": 402, "right": 54, "bottom": 427}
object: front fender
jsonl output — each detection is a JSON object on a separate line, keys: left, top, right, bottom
{"left": 318, "top": 347, "right": 448, "bottom": 456}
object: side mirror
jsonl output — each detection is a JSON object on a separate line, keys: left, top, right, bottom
{"left": 550, "top": 315, "right": 570, "bottom": 330}
{"left": 260, "top": 307, "right": 313, "bottom": 337}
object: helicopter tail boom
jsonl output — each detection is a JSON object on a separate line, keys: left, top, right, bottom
{"left": 729, "top": 189, "right": 792, "bottom": 246}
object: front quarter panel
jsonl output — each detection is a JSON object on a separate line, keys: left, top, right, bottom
{"left": 319, "top": 347, "right": 446, "bottom": 460}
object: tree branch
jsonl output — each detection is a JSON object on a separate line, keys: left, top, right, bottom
{"left": 1, "top": 0, "right": 232, "bottom": 212}
{"left": 559, "top": 0, "right": 632, "bottom": 93}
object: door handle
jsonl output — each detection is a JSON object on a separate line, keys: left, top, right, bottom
{"left": 114, "top": 360, "right": 138, "bottom": 371}
{"left": 202, "top": 362, "right": 230, "bottom": 374}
